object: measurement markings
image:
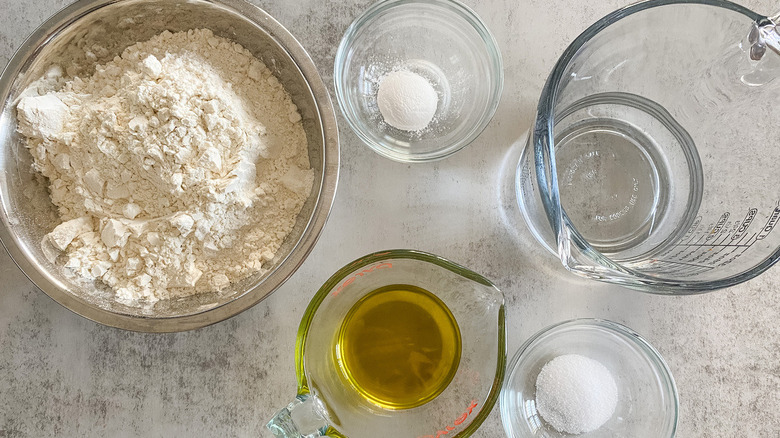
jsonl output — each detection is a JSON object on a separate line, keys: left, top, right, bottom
{"left": 673, "top": 242, "right": 753, "bottom": 248}
{"left": 642, "top": 263, "right": 712, "bottom": 275}
{"left": 714, "top": 230, "right": 734, "bottom": 246}
{"left": 701, "top": 231, "right": 738, "bottom": 260}
{"left": 660, "top": 240, "right": 703, "bottom": 265}
{"left": 689, "top": 233, "right": 708, "bottom": 246}
{"left": 715, "top": 245, "right": 743, "bottom": 265}
{"left": 650, "top": 259, "right": 715, "bottom": 269}
{"left": 643, "top": 217, "right": 762, "bottom": 275}
{"left": 733, "top": 232, "right": 756, "bottom": 247}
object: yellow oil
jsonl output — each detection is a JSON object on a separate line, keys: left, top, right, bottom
{"left": 335, "top": 284, "right": 461, "bottom": 410}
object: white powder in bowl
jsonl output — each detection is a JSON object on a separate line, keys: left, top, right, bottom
{"left": 535, "top": 354, "right": 618, "bottom": 434}
{"left": 16, "top": 29, "right": 314, "bottom": 305}
{"left": 376, "top": 70, "right": 438, "bottom": 132}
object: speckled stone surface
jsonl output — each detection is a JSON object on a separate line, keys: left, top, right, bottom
{"left": 1, "top": 0, "right": 779, "bottom": 436}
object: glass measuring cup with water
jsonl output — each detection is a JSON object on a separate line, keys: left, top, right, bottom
{"left": 518, "top": 0, "right": 780, "bottom": 292}
{"left": 266, "top": 250, "right": 506, "bottom": 437}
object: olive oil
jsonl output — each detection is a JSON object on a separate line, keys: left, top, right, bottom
{"left": 335, "top": 284, "right": 461, "bottom": 410}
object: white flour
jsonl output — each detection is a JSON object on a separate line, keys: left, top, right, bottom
{"left": 16, "top": 29, "right": 314, "bottom": 304}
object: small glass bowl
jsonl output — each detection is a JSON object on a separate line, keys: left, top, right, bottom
{"left": 500, "top": 319, "right": 678, "bottom": 437}
{"left": 334, "top": 0, "right": 503, "bottom": 162}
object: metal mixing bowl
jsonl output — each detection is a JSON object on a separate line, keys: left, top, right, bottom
{"left": 0, "top": 0, "right": 339, "bottom": 332}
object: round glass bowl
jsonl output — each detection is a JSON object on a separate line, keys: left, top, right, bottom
{"left": 334, "top": 0, "right": 503, "bottom": 162}
{"left": 501, "top": 319, "right": 678, "bottom": 437}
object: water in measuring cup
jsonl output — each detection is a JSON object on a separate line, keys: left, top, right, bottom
{"left": 553, "top": 93, "right": 703, "bottom": 261}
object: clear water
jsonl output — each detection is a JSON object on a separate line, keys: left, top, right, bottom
{"left": 553, "top": 93, "right": 702, "bottom": 261}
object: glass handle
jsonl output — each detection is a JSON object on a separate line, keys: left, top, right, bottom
{"left": 748, "top": 13, "right": 780, "bottom": 61}
{"left": 266, "top": 394, "right": 330, "bottom": 438}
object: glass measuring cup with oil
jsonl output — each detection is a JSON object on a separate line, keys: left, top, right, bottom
{"left": 266, "top": 250, "right": 506, "bottom": 438}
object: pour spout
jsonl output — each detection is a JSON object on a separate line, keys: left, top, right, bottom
{"left": 748, "top": 13, "right": 780, "bottom": 61}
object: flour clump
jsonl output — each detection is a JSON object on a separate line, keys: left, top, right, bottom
{"left": 16, "top": 29, "right": 314, "bottom": 305}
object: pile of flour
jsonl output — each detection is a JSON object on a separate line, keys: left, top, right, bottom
{"left": 16, "top": 29, "right": 314, "bottom": 304}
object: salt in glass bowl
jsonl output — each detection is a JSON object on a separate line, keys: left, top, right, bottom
{"left": 500, "top": 318, "right": 678, "bottom": 437}
{"left": 334, "top": 0, "right": 503, "bottom": 162}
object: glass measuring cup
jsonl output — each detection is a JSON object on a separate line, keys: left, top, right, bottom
{"left": 517, "top": 0, "right": 780, "bottom": 292}
{"left": 266, "top": 250, "right": 506, "bottom": 437}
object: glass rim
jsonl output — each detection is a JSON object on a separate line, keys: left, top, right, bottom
{"left": 532, "top": 0, "right": 780, "bottom": 292}
{"left": 293, "top": 249, "right": 507, "bottom": 437}
{"left": 539, "top": 0, "right": 762, "bottom": 123}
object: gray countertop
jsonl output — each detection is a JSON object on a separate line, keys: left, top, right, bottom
{"left": 1, "top": 0, "right": 779, "bottom": 436}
